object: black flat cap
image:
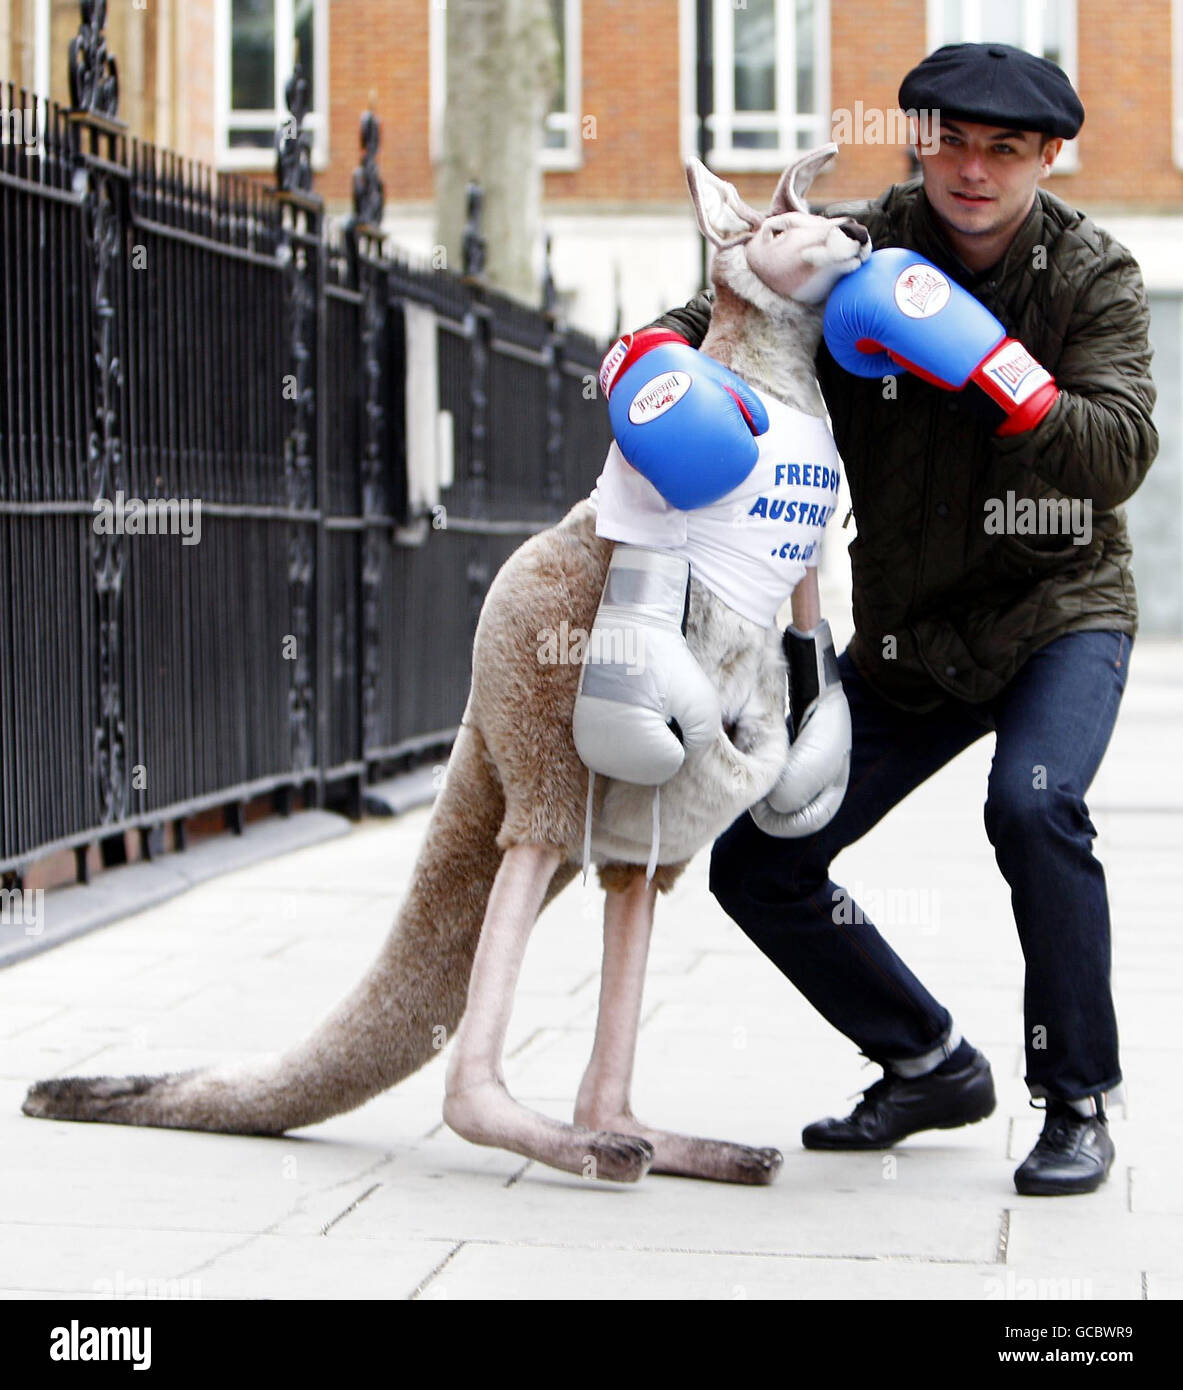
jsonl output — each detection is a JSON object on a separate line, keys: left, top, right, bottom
{"left": 899, "top": 42, "right": 1084, "bottom": 139}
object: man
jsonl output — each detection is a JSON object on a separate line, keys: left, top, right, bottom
{"left": 610, "top": 44, "right": 1157, "bottom": 1195}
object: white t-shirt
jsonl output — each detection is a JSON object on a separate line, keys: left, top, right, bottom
{"left": 589, "top": 389, "right": 842, "bottom": 628}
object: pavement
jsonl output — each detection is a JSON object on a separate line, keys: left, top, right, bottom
{"left": 0, "top": 639, "right": 1180, "bottom": 1303}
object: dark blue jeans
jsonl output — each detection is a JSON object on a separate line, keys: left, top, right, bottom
{"left": 710, "top": 629, "right": 1132, "bottom": 1104}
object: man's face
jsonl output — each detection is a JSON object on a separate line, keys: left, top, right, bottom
{"left": 919, "top": 118, "right": 1062, "bottom": 247}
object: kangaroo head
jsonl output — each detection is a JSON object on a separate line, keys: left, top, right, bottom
{"left": 686, "top": 145, "right": 870, "bottom": 315}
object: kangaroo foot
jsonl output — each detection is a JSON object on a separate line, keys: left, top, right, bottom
{"left": 574, "top": 1105, "right": 782, "bottom": 1185}
{"left": 444, "top": 1079, "right": 654, "bottom": 1184}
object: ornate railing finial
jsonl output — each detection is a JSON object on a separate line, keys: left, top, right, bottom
{"left": 351, "top": 106, "right": 385, "bottom": 228}
{"left": 69, "top": 0, "right": 120, "bottom": 119}
{"left": 462, "top": 180, "right": 486, "bottom": 278}
{"left": 276, "top": 43, "right": 313, "bottom": 194}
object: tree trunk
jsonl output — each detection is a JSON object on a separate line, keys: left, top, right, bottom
{"left": 435, "top": 0, "right": 560, "bottom": 303}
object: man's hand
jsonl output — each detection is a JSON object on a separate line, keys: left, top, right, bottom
{"left": 572, "top": 545, "right": 721, "bottom": 786}
{"left": 750, "top": 620, "right": 851, "bottom": 838}
{"left": 599, "top": 330, "right": 771, "bottom": 510}
{"left": 823, "top": 247, "right": 1060, "bottom": 436}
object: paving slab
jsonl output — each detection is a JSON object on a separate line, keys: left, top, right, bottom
{"left": 185, "top": 1233, "right": 457, "bottom": 1300}
{"left": 0, "top": 640, "right": 1178, "bottom": 1299}
{"left": 417, "top": 1243, "right": 1141, "bottom": 1302}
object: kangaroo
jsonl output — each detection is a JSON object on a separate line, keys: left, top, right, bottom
{"left": 23, "top": 146, "right": 869, "bottom": 1185}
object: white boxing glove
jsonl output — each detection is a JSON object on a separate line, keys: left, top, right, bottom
{"left": 572, "top": 546, "right": 721, "bottom": 785}
{"left": 750, "top": 619, "right": 851, "bottom": 837}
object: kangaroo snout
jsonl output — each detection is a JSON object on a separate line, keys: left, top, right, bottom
{"left": 742, "top": 209, "right": 871, "bottom": 306}
{"left": 834, "top": 217, "right": 870, "bottom": 246}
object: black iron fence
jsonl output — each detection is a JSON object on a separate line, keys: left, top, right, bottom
{"left": 0, "top": 64, "right": 612, "bottom": 884}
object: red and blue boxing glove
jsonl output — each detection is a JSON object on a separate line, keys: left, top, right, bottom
{"left": 599, "top": 327, "right": 770, "bottom": 509}
{"left": 822, "top": 248, "right": 1059, "bottom": 436}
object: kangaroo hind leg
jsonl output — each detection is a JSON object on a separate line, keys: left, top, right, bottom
{"left": 574, "top": 864, "right": 783, "bottom": 1186}
{"left": 443, "top": 842, "right": 654, "bottom": 1184}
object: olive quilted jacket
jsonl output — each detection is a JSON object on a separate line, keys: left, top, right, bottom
{"left": 650, "top": 180, "right": 1158, "bottom": 710}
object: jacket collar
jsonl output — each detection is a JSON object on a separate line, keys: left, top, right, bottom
{"left": 906, "top": 183, "right": 1045, "bottom": 291}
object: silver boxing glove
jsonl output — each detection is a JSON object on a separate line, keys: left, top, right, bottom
{"left": 750, "top": 619, "right": 851, "bottom": 837}
{"left": 572, "top": 546, "right": 721, "bottom": 786}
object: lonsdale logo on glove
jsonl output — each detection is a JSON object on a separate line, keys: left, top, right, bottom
{"left": 598, "top": 333, "right": 634, "bottom": 397}
{"left": 893, "top": 264, "right": 951, "bottom": 318}
{"left": 627, "top": 371, "right": 692, "bottom": 425}
{"left": 979, "top": 339, "right": 1052, "bottom": 404}
{"left": 824, "top": 247, "right": 1060, "bottom": 436}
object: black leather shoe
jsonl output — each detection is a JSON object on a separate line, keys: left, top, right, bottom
{"left": 802, "top": 1050, "right": 996, "bottom": 1150}
{"left": 1014, "top": 1102, "right": 1115, "bottom": 1196}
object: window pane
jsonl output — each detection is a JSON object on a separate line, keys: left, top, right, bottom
{"left": 232, "top": 0, "right": 275, "bottom": 110}
{"left": 228, "top": 128, "right": 277, "bottom": 149}
{"left": 545, "top": 113, "right": 571, "bottom": 150}
{"left": 734, "top": 0, "right": 776, "bottom": 112}
{"left": 944, "top": 0, "right": 1070, "bottom": 68}
{"left": 294, "top": 0, "right": 315, "bottom": 78}
{"left": 796, "top": 0, "right": 814, "bottom": 112}
{"left": 734, "top": 128, "right": 780, "bottom": 149}
{"left": 548, "top": 0, "right": 568, "bottom": 120}
{"left": 980, "top": 0, "right": 1024, "bottom": 47}
{"left": 1041, "top": 0, "right": 1068, "bottom": 66}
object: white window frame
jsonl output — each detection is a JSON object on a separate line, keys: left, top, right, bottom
{"left": 6, "top": 0, "right": 51, "bottom": 160}
{"left": 429, "top": 0, "right": 445, "bottom": 165}
{"left": 215, "top": 0, "right": 330, "bottom": 172}
{"left": 542, "top": 0, "right": 583, "bottom": 171}
{"left": 927, "top": 0, "right": 1080, "bottom": 173}
{"left": 34, "top": 0, "right": 51, "bottom": 103}
{"left": 1174, "top": 0, "right": 1183, "bottom": 170}
{"left": 698, "top": 0, "right": 831, "bottom": 173}
{"left": 428, "top": 0, "right": 584, "bottom": 172}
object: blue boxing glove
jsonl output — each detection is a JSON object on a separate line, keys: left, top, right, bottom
{"left": 603, "top": 336, "right": 771, "bottom": 510}
{"left": 823, "top": 248, "right": 1058, "bottom": 435}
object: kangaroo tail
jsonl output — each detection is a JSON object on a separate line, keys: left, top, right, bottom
{"left": 23, "top": 722, "right": 574, "bottom": 1134}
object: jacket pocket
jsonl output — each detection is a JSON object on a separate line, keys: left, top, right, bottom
{"left": 994, "top": 530, "right": 1093, "bottom": 580}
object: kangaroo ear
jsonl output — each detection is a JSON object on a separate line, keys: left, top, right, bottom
{"left": 685, "top": 158, "right": 764, "bottom": 249}
{"left": 769, "top": 142, "right": 839, "bottom": 216}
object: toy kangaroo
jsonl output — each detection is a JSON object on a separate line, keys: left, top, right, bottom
{"left": 23, "top": 147, "right": 869, "bottom": 1186}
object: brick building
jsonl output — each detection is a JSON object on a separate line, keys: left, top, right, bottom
{"left": 4, "top": 0, "right": 1182, "bottom": 627}
{"left": 7, "top": 3, "right": 1181, "bottom": 314}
